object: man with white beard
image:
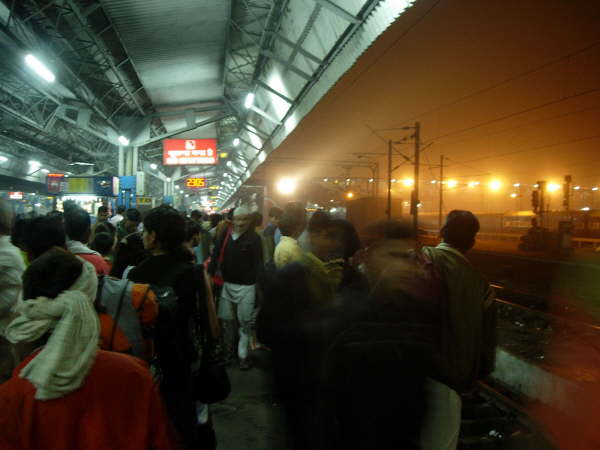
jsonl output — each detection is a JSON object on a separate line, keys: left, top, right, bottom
{"left": 210, "top": 204, "right": 263, "bottom": 370}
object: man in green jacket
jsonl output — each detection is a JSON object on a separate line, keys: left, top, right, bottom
{"left": 420, "top": 210, "right": 496, "bottom": 450}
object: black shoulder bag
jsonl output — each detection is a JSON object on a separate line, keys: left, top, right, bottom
{"left": 191, "top": 265, "right": 231, "bottom": 404}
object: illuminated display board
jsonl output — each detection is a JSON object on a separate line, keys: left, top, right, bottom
{"left": 46, "top": 175, "right": 119, "bottom": 196}
{"left": 163, "top": 139, "right": 218, "bottom": 166}
{"left": 66, "top": 177, "right": 93, "bottom": 194}
{"left": 186, "top": 177, "right": 206, "bottom": 188}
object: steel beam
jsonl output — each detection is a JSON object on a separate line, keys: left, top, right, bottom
{"left": 139, "top": 113, "right": 233, "bottom": 146}
{"left": 259, "top": 50, "right": 312, "bottom": 80}
{"left": 256, "top": 79, "right": 294, "bottom": 104}
{"left": 313, "top": 0, "right": 360, "bottom": 23}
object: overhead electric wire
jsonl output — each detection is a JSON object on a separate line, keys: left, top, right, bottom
{"left": 329, "top": 0, "right": 444, "bottom": 102}
{"left": 423, "top": 86, "right": 600, "bottom": 144}
{"left": 454, "top": 134, "right": 600, "bottom": 164}
{"left": 428, "top": 104, "right": 600, "bottom": 151}
{"left": 382, "top": 39, "right": 600, "bottom": 131}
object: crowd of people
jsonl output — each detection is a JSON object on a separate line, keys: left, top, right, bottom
{"left": 0, "top": 197, "right": 496, "bottom": 450}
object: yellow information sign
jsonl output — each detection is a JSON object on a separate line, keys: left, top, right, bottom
{"left": 137, "top": 196, "right": 153, "bottom": 205}
{"left": 66, "top": 177, "right": 92, "bottom": 194}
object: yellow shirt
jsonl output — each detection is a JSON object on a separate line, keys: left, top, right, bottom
{"left": 274, "top": 236, "right": 304, "bottom": 269}
{"left": 300, "top": 252, "right": 343, "bottom": 306}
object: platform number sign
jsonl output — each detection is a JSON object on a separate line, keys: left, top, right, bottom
{"left": 163, "top": 139, "right": 218, "bottom": 165}
{"left": 186, "top": 177, "right": 206, "bottom": 188}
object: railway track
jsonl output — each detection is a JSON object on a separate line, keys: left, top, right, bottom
{"left": 492, "top": 283, "right": 600, "bottom": 332}
{"left": 459, "top": 381, "right": 555, "bottom": 449}
{"left": 456, "top": 285, "right": 600, "bottom": 449}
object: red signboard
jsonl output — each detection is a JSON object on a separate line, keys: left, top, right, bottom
{"left": 46, "top": 173, "right": 65, "bottom": 194}
{"left": 186, "top": 177, "right": 206, "bottom": 188}
{"left": 163, "top": 139, "right": 218, "bottom": 166}
{"left": 9, "top": 192, "right": 23, "bottom": 200}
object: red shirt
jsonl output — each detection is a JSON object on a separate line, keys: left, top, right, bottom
{"left": 0, "top": 350, "right": 178, "bottom": 450}
{"left": 77, "top": 253, "right": 112, "bottom": 276}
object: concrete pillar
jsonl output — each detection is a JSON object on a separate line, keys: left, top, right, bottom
{"left": 124, "top": 148, "right": 132, "bottom": 175}
{"left": 132, "top": 146, "right": 139, "bottom": 174}
{"left": 118, "top": 145, "right": 125, "bottom": 176}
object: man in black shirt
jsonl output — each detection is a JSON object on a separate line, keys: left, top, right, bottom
{"left": 210, "top": 205, "right": 263, "bottom": 370}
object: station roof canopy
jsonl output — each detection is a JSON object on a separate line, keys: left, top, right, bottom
{"left": 0, "top": 0, "right": 418, "bottom": 206}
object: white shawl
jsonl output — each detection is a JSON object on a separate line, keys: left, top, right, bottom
{"left": 5, "top": 260, "right": 100, "bottom": 400}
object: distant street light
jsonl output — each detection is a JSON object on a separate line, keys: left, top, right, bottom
{"left": 547, "top": 183, "right": 560, "bottom": 193}
{"left": 276, "top": 178, "right": 297, "bottom": 195}
{"left": 489, "top": 180, "right": 502, "bottom": 191}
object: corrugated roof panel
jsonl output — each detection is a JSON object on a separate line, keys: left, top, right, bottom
{"left": 100, "top": 0, "right": 230, "bottom": 114}
{"left": 268, "top": 0, "right": 417, "bottom": 149}
{"left": 328, "top": 0, "right": 370, "bottom": 17}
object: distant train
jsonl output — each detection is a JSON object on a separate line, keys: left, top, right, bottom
{"left": 419, "top": 210, "right": 600, "bottom": 238}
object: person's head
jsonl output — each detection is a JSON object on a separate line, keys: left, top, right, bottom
{"left": 23, "top": 248, "right": 84, "bottom": 301}
{"left": 64, "top": 206, "right": 91, "bottom": 243}
{"left": 123, "top": 208, "right": 142, "bottom": 234}
{"left": 362, "top": 219, "right": 417, "bottom": 295}
{"left": 143, "top": 205, "right": 186, "bottom": 255}
{"left": 62, "top": 200, "right": 78, "bottom": 213}
{"left": 233, "top": 205, "right": 252, "bottom": 234}
{"left": 22, "top": 215, "right": 67, "bottom": 261}
{"left": 278, "top": 203, "right": 306, "bottom": 238}
{"left": 190, "top": 210, "right": 203, "bottom": 222}
{"left": 268, "top": 206, "right": 283, "bottom": 227}
{"left": 11, "top": 217, "right": 29, "bottom": 250}
{"left": 90, "top": 232, "right": 115, "bottom": 257}
{"left": 0, "top": 199, "right": 12, "bottom": 236}
{"left": 330, "top": 218, "right": 362, "bottom": 260}
{"left": 47, "top": 210, "right": 64, "bottom": 224}
{"left": 185, "top": 219, "right": 201, "bottom": 247}
{"left": 95, "top": 221, "right": 116, "bottom": 239}
{"left": 307, "top": 211, "right": 338, "bottom": 260}
{"left": 96, "top": 206, "right": 109, "bottom": 223}
{"left": 209, "top": 213, "right": 223, "bottom": 229}
{"left": 116, "top": 206, "right": 126, "bottom": 215}
{"left": 440, "top": 210, "right": 480, "bottom": 253}
{"left": 252, "top": 212, "right": 263, "bottom": 229}
{"left": 226, "top": 208, "right": 235, "bottom": 223}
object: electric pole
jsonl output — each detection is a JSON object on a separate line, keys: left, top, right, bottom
{"left": 411, "top": 122, "right": 420, "bottom": 233}
{"left": 438, "top": 154, "right": 444, "bottom": 229}
{"left": 387, "top": 139, "right": 392, "bottom": 221}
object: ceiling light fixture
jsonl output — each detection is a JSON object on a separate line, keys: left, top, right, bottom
{"left": 24, "top": 54, "right": 55, "bottom": 82}
{"left": 244, "top": 92, "right": 255, "bottom": 109}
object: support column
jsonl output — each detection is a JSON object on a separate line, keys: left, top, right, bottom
{"left": 132, "top": 146, "right": 139, "bottom": 174}
{"left": 118, "top": 145, "right": 125, "bottom": 176}
{"left": 124, "top": 147, "right": 132, "bottom": 175}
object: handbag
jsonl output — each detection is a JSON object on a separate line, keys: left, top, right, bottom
{"left": 212, "top": 226, "right": 231, "bottom": 287}
{"left": 192, "top": 265, "right": 231, "bottom": 403}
